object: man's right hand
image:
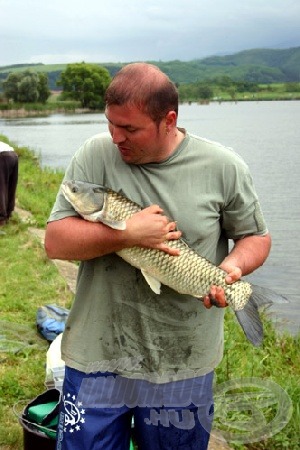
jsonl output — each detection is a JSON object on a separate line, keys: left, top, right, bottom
{"left": 125, "top": 205, "right": 182, "bottom": 255}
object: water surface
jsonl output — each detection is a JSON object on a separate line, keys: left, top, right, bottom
{"left": 1, "top": 101, "right": 299, "bottom": 335}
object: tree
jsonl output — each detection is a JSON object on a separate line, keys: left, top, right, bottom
{"left": 285, "top": 82, "right": 300, "bottom": 93}
{"left": 3, "top": 70, "right": 51, "bottom": 103}
{"left": 37, "top": 72, "right": 51, "bottom": 102}
{"left": 58, "top": 63, "right": 111, "bottom": 109}
{"left": 195, "top": 82, "right": 214, "bottom": 101}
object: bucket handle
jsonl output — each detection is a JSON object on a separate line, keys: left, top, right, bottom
{"left": 13, "top": 400, "right": 57, "bottom": 438}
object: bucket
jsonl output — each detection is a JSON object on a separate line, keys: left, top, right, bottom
{"left": 17, "top": 388, "right": 60, "bottom": 450}
{"left": 20, "top": 415, "right": 56, "bottom": 450}
{"left": 17, "top": 388, "right": 136, "bottom": 450}
{"left": 20, "top": 415, "right": 135, "bottom": 450}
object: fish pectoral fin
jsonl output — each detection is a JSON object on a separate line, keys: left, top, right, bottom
{"left": 101, "top": 217, "right": 127, "bottom": 230}
{"left": 141, "top": 269, "right": 161, "bottom": 294}
{"left": 234, "top": 295, "right": 264, "bottom": 347}
{"left": 88, "top": 211, "right": 127, "bottom": 230}
{"left": 79, "top": 212, "right": 99, "bottom": 223}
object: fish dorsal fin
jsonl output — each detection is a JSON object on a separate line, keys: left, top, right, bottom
{"left": 141, "top": 269, "right": 161, "bottom": 294}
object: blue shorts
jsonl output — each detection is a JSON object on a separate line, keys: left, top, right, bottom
{"left": 56, "top": 367, "right": 214, "bottom": 450}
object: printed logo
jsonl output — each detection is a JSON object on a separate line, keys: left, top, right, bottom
{"left": 213, "top": 377, "right": 293, "bottom": 444}
{"left": 63, "top": 392, "right": 86, "bottom": 433}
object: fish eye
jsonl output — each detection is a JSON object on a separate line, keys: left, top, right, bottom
{"left": 71, "top": 187, "right": 78, "bottom": 193}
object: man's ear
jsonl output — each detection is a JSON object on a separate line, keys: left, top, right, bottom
{"left": 165, "top": 110, "right": 177, "bottom": 127}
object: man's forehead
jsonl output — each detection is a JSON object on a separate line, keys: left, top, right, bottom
{"left": 105, "top": 104, "right": 152, "bottom": 126}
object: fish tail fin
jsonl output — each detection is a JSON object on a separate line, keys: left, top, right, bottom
{"left": 235, "top": 299, "right": 264, "bottom": 347}
{"left": 234, "top": 285, "right": 288, "bottom": 347}
{"left": 249, "top": 284, "right": 289, "bottom": 307}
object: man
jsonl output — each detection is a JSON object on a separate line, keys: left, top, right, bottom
{"left": 45, "top": 63, "right": 271, "bottom": 450}
{"left": 0, "top": 141, "right": 18, "bottom": 227}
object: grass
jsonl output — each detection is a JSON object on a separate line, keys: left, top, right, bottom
{"left": 0, "top": 134, "right": 299, "bottom": 449}
{"left": 0, "top": 64, "right": 68, "bottom": 74}
{"left": 0, "top": 216, "right": 73, "bottom": 448}
{"left": 216, "top": 315, "right": 300, "bottom": 449}
{"left": 211, "top": 83, "right": 300, "bottom": 102}
{"left": 0, "top": 135, "right": 72, "bottom": 448}
{"left": 178, "top": 82, "right": 300, "bottom": 103}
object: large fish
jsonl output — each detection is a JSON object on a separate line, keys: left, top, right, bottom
{"left": 62, "top": 180, "right": 287, "bottom": 347}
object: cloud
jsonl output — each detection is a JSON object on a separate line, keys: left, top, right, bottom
{"left": 0, "top": 0, "right": 299, "bottom": 66}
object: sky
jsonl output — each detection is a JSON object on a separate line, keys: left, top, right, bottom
{"left": 1, "top": 0, "right": 299, "bottom": 67}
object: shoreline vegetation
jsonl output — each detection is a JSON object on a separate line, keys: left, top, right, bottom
{"left": 0, "top": 99, "right": 85, "bottom": 118}
{"left": 0, "top": 135, "right": 299, "bottom": 449}
{"left": 0, "top": 82, "right": 299, "bottom": 118}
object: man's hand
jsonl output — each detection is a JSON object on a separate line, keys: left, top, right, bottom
{"left": 125, "top": 205, "right": 182, "bottom": 256}
{"left": 203, "top": 264, "right": 242, "bottom": 309}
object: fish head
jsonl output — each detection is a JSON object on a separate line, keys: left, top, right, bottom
{"left": 62, "top": 180, "right": 107, "bottom": 216}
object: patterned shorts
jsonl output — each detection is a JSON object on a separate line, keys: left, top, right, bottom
{"left": 56, "top": 367, "right": 214, "bottom": 450}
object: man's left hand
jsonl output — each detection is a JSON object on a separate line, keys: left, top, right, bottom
{"left": 203, "top": 265, "right": 242, "bottom": 309}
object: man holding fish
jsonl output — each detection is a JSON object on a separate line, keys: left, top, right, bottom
{"left": 45, "top": 63, "right": 271, "bottom": 450}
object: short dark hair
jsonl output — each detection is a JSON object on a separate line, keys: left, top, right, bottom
{"left": 104, "top": 63, "right": 178, "bottom": 125}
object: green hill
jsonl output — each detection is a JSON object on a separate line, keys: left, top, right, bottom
{"left": 0, "top": 47, "right": 299, "bottom": 91}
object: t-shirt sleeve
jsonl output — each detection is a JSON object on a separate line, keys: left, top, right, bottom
{"left": 221, "top": 164, "right": 268, "bottom": 239}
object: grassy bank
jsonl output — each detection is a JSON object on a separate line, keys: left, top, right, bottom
{"left": 212, "top": 82, "right": 300, "bottom": 102}
{"left": 0, "top": 135, "right": 299, "bottom": 449}
{"left": 0, "top": 136, "right": 73, "bottom": 448}
{"left": 178, "top": 81, "right": 300, "bottom": 103}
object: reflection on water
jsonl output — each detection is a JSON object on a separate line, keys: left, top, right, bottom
{"left": 1, "top": 101, "right": 300, "bottom": 335}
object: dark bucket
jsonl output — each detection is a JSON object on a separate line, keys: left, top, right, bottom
{"left": 20, "top": 416, "right": 56, "bottom": 450}
{"left": 18, "top": 388, "right": 60, "bottom": 450}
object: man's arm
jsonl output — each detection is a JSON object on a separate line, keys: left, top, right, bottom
{"left": 44, "top": 205, "right": 182, "bottom": 261}
{"left": 203, "top": 233, "right": 272, "bottom": 308}
{"left": 221, "top": 233, "right": 272, "bottom": 278}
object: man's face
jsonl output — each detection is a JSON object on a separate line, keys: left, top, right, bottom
{"left": 105, "top": 103, "right": 169, "bottom": 165}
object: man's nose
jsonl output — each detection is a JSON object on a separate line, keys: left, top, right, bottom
{"left": 111, "top": 126, "right": 126, "bottom": 144}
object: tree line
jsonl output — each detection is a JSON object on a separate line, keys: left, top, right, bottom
{"left": 2, "top": 71, "right": 50, "bottom": 103}
{"left": 1, "top": 62, "right": 300, "bottom": 108}
{"left": 178, "top": 77, "right": 262, "bottom": 102}
{"left": 1, "top": 63, "right": 111, "bottom": 109}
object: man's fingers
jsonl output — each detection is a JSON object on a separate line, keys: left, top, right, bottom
{"left": 208, "top": 293, "right": 227, "bottom": 308}
{"left": 203, "top": 296, "right": 213, "bottom": 309}
{"left": 165, "top": 230, "right": 182, "bottom": 241}
{"left": 203, "top": 285, "right": 228, "bottom": 309}
{"left": 146, "top": 204, "right": 164, "bottom": 214}
{"left": 157, "top": 243, "right": 180, "bottom": 256}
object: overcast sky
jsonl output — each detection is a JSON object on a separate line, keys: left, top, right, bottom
{"left": 1, "top": 0, "right": 299, "bottom": 67}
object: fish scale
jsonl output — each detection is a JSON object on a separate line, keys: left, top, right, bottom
{"left": 62, "top": 180, "right": 287, "bottom": 346}
{"left": 101, "top": 188, "right": 252, "bottom": 309}
{"left": 120, "top": 240, "right": 251, "bottom": 310}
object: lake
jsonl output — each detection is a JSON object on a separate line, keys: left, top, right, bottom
{"left": 1, "top": 101, "right": 300, "bottom": 336}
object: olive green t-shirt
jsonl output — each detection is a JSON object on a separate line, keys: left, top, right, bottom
{"left": 48, "top": 131, "right": 267, "bottom": 382}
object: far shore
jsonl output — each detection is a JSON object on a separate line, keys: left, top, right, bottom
{"left": 0, "top": 107, "right": 92, "bottom": 119}
{"left": 1, "top": 97, "right": 299, "bottom": 119}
